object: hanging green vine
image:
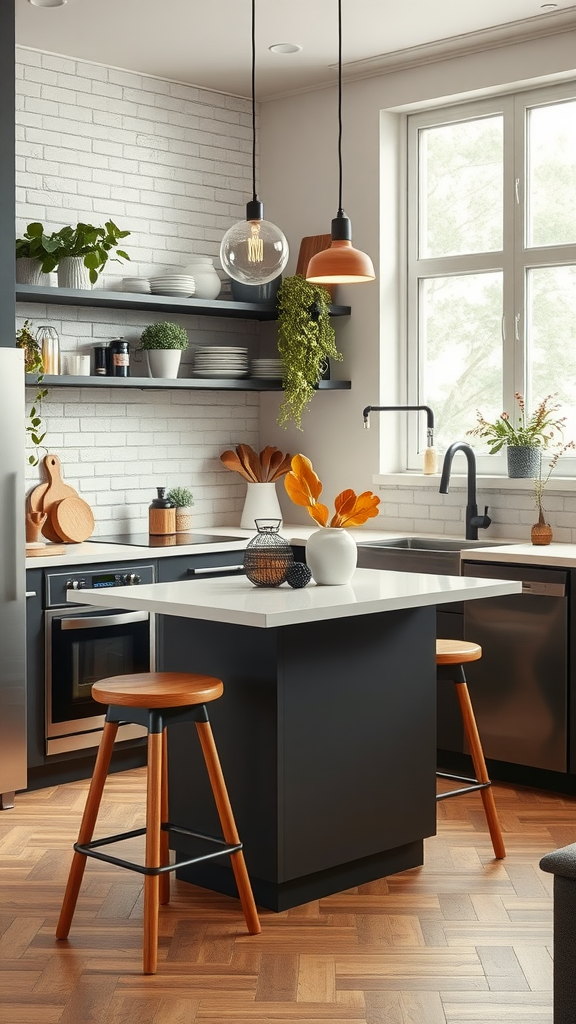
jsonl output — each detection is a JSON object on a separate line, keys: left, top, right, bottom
{"left": 276, "top": 275, "right": 342, "bottom": 430}
{"left": 16, "top": 320, "right": 48, "bottom": 466}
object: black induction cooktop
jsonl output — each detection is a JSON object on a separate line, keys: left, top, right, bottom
{"left": 90, "top": 533, "right": 242, "bottom": 548}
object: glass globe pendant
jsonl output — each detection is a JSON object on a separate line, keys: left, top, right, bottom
{"left": 220, "top": 0, "right": 289, "bottom": 286}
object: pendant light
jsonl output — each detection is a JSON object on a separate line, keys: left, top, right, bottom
{"left": 220, "top": 0, "right": 289, "bottom": 286}
{"left": 306, "top": 0, "right": 375, "bottom": 285}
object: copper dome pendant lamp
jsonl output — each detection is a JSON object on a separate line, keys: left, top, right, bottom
{"left": 220, "top": 0, "right": 289, "bottom": 286}
{"left": 306, "top": 0, "right": 375, "bottom": 285}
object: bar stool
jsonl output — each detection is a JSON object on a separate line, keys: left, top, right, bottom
{"left": 56, "top": 671, "right": 261, "bottom": 974}
{"left": 436, "top": 640, "right": 506, "bottom": 860}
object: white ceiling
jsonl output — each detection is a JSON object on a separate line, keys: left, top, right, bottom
{"left": 15, "top": 0, "right": 576, "bottom": 99}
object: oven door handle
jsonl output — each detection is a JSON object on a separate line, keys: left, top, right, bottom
{"left": 60, "top": 610, "right": 149, "bottom": 630}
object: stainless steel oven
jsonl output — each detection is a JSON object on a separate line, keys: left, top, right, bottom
{"left": 44, "top": 565, "right": 156, "bottom": 755}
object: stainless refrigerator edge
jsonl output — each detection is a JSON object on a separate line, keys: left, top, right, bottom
{"left": 1, "top": 0, "right": 26, "bottom": 807}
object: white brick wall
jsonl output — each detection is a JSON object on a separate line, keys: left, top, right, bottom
{"left": 16, "top": 48, "right": 272, "bottom": 535}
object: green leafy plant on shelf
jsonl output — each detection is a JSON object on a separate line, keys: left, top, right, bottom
{"left": 140, "top": 322, "right": 189, "bottom": 350}
{"left": 276, "top": 275, "right": 342, "bottom": 431}
{"left": 16, "top": 320, "right": 48, "bottom": 466}
{"left": 167, "top": 486, "right": 194, "bottom": 509}
{"left": 16, "top": 220, "right": 131, "bottom": 284}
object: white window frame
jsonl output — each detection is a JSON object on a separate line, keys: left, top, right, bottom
{"left": 405, "top": 80, "right": 576, "bottom": 476}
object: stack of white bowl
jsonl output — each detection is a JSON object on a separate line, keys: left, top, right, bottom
{"left": 183, "top": 257, "right": 222, "bottom": 300}
{"left": 251, "top": 358, "right": 284, "bottom": 378}
{"left": 194, "top": 346, "right": 249, "bottom": 379}
{"left": 122, "top": 277, "right": 151, "bottom": 293}
{"left": 149, "top": 274, "right": 196, "bottom": 297}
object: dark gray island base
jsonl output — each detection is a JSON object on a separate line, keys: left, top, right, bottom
{"left": 160, "top": 605, "right": 438, "bottom": 912}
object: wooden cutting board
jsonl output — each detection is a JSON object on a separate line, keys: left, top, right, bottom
{"left": 296, "top": 234, "right": 336, "bottom": 299}
{"left": 38, "top": 454, "right": 80, "bottom": 542}
{"left": 50, "top": 496, "right": 95, "bottom": 543}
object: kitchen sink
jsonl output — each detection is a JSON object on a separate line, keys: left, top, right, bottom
{"left": 357, "top": 536, "right": 508, "bottom": 576}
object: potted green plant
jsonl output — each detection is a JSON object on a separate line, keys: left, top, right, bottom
{"left": 16, "top": 320, "right": 48, "bottom": 466}
{"left": 15, "top": 223, "right": 58, "bottom": 286}
{"left": 16, "top": 220, "right": 131, "bottom": 289}
{"left": 140, "top": 321, "right": 189, "bottom": 379}
{"left": 167, "top": 486, "right": 194, "bottom": 532}
{"left": 276, "top": 275, "right": 343, "bottom": 430}
{"left": 467, "top": 392, "right": 567, "bottom": 478}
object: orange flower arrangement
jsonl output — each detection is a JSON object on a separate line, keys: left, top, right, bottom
{"left": 284, "top": 454, "right": 380, "bottom": 528}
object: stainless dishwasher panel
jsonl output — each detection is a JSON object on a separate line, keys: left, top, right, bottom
{"left": 462, "top": 562, "right": 568, "bottom": 772}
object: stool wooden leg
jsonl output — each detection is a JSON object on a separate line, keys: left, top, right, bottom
{"left": 143, "top": 730, "right": 163, "bottom": 974}
{"left": 159, "top": 728, "right": 170, "bottom": 906}
{"left": 455, "top": 682, "right": 506, "bottom": 860}
{"left": 196, "top": 720, "right": 261, "bottom": 935}
{"left": 56, "top": 720, "right": 119, "bottom": 939}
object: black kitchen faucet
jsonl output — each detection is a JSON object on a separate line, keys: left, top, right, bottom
{"left": 439, "top": 441, "right": 492, "bottom": 541}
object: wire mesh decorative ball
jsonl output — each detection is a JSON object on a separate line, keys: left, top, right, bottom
{"left": 286, "top": 562, "right": 312, "bottom": 588}
{"left": 243, "top": 518, "right": 294, "bottom": 587}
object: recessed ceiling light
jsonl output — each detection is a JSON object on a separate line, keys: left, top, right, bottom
{"left": 269, "top": 43, "right": 302, "bottom": 55}
{"left": 28, "top": 0, "right": 67, "bottom": 7}
{"left": 541, "top": 3, "right": 558, "bottom": 8}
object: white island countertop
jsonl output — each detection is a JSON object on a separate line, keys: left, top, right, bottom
{"left": 68, "top": 567, "right": 522, "bottom": 629}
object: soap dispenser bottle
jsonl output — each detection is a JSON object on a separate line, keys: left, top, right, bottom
{"left": 148, "top": 487, "right": 176, "bottom": 535}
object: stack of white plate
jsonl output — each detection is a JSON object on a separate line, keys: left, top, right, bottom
{"left": 149, "top": 274, "right": 196, "bottom": 297}
{"left": 251, "top": 358, "right": 284, "bottom": 378}
{"left": 122, "top": 277, "right": 151, "bottom": 293}
{"left": 194, "top": 346, "right": 249, "bottom": 379}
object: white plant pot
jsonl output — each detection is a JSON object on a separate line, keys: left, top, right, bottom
{"left": 16, "top": 257, "right": 52, "bottom": 287}
{"left": 57, "top": 256, "right": 92, "bottom": 290}
{"left": 306, "top": 527, "right": 357, "bottom": 585}
{"left": 146, "top": 349, "right": 182, "bottom": 379}
{"left": 240, "top": 482, "right": 283, "bottom": 530}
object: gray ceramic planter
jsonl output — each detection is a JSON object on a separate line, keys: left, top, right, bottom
{"left": 507, "top": 445, "right": 541, "bottom": 478}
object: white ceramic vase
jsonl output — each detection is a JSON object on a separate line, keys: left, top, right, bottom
{"left": 146, "top": 349, "right": 182, "bottom": 378}
{"left": 306, "top": 527, "right": 357, "bottom": 585}
{"left": 240, "top": 482, "right": 283, "bottom": 530}
{"left": 183, "top": 258, "right": 221, "bottom": 299}
{"left": 57, "top": 256, "right": 92, "bottom": 290}
{"left": 15, "top": 257, "right": 52, "bottom": 287}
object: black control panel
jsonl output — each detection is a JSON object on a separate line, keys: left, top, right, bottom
{"left": 45, "top": 564, "right": 156, "bottom": 608}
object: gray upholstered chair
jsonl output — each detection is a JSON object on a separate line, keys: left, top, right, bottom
{"left": 539, "top": 843, "right": 576, "bottom": 1024}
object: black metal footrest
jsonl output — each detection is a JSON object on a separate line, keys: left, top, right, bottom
{"left": 74, "top": 822, "right": 242, "bottom": 876}
{"left": 436, "top": 770, "right": 491, "bottom": 801}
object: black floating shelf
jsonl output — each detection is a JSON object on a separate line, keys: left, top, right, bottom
{"left": 16, "top": 284, "right": 351, "bottom": 321}
{"left": 25, "top": 374, "right": 351, "bottom": 393}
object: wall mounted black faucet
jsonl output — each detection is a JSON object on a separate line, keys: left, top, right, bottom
{"left": 362, "top": 405, "right": 437, "bottom": 473}
{"left": 439, "top": 441, "right": 491, "bottom": 540}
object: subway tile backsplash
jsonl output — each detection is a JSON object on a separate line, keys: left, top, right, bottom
{"left": 17, "top": 48, "right": 268, "bottom": 534}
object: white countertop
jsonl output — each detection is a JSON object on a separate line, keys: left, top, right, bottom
{"left": 67, "top": 567, "right": 522, "bottom": 629}
{"left": 458, "top": 542, "right": 576, "bottom": 568}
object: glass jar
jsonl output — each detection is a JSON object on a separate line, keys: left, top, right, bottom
{"left": 109, "top": 338, "right": 130, "bottom": 377}
{"left": 36, "top": 325, "right": 60, "bottom": 375}
{"left": 243, "top": 519, "right": 294, "bottom": 587}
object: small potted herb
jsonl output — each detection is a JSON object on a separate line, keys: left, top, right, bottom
{"left": 16, "top": 220, "right": 131, "bottom": 289}
{"left": 276, "top": 275, "right": 342, "bottom": 430}
{"left": 167, "top": 486, "right": 194, "bottom": 532}
{"left": 467, "top": 392, "right": 567, "bottom": 478}
{"left": 140, "top": 321, "right": 189, "bottom": 379}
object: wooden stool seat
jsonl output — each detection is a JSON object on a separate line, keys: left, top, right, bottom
{"left": 56, "top": 671, "right": 260, "bottom": 974}
{"left": 436, "top": 640, "right": 505, "bottom": 860}
{"left": 92, "top": 671, "right": 224, "bottom": 708}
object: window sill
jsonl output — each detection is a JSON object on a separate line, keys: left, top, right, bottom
{"left": 374, "top": 473, "right": 576, "bottom": 493}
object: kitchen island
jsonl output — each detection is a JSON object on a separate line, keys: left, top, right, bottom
{"left": 70, "top": 567, "right": 521, "bottom": 911}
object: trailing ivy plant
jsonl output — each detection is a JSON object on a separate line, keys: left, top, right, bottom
{"left": 276, "top": 275, "right": 342, "bottom": 430}
{"left": 16, "top": 320, "right": 48, "bottom": 466}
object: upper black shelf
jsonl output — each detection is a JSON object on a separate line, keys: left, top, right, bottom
{"left": 16, "top": 284, "right": 351, "bottom": 321}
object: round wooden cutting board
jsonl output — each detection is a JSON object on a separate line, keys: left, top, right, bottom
{"left": 50, "top": 496, "right": 95, "bottom": 543}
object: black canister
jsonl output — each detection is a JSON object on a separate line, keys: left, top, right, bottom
{"left": 110, "top": 338, "right": 130, "bottom": 377}
{"left": 93, "top": 345, "right": 109, "bottom": 376}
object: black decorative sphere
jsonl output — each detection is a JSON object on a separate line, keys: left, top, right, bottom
{"left": 286, "top": 562, "right": 312, "bottom": 589}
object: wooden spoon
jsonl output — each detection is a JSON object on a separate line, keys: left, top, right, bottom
{"left": 267, "top": 450, "right": 285, "bottom": 480}
{"left": 220, "top": 449, "right": 254, "bottom": 482}
{"left": 259, "top": 445, "right": 277, "bottom": 482}
{"left": 270, "top": 452, "right": 293, "bottom": 481}
{"left": 236, "top": 444, "right": 261, "bottom": 482}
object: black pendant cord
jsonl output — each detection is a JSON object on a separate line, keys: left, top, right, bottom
{"left": 337, "top": 0, "right": 343, "bottom": 218}
{"left": 251, "top": 0, "right": 257, "bottom": 203}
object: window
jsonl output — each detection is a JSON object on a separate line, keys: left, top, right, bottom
{"left": 406, "top": 83, "right": 576, "bottom": 472}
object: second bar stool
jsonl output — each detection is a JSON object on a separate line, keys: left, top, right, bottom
{"left": 56, "top": 671, "right": 261, "bottom": 973}
{"left": 436, "top": 639, "right": 506, "bottom": 860}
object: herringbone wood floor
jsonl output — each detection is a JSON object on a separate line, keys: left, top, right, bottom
{"left": 1, "top": 769, "right": 574, "bottom": 1024}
